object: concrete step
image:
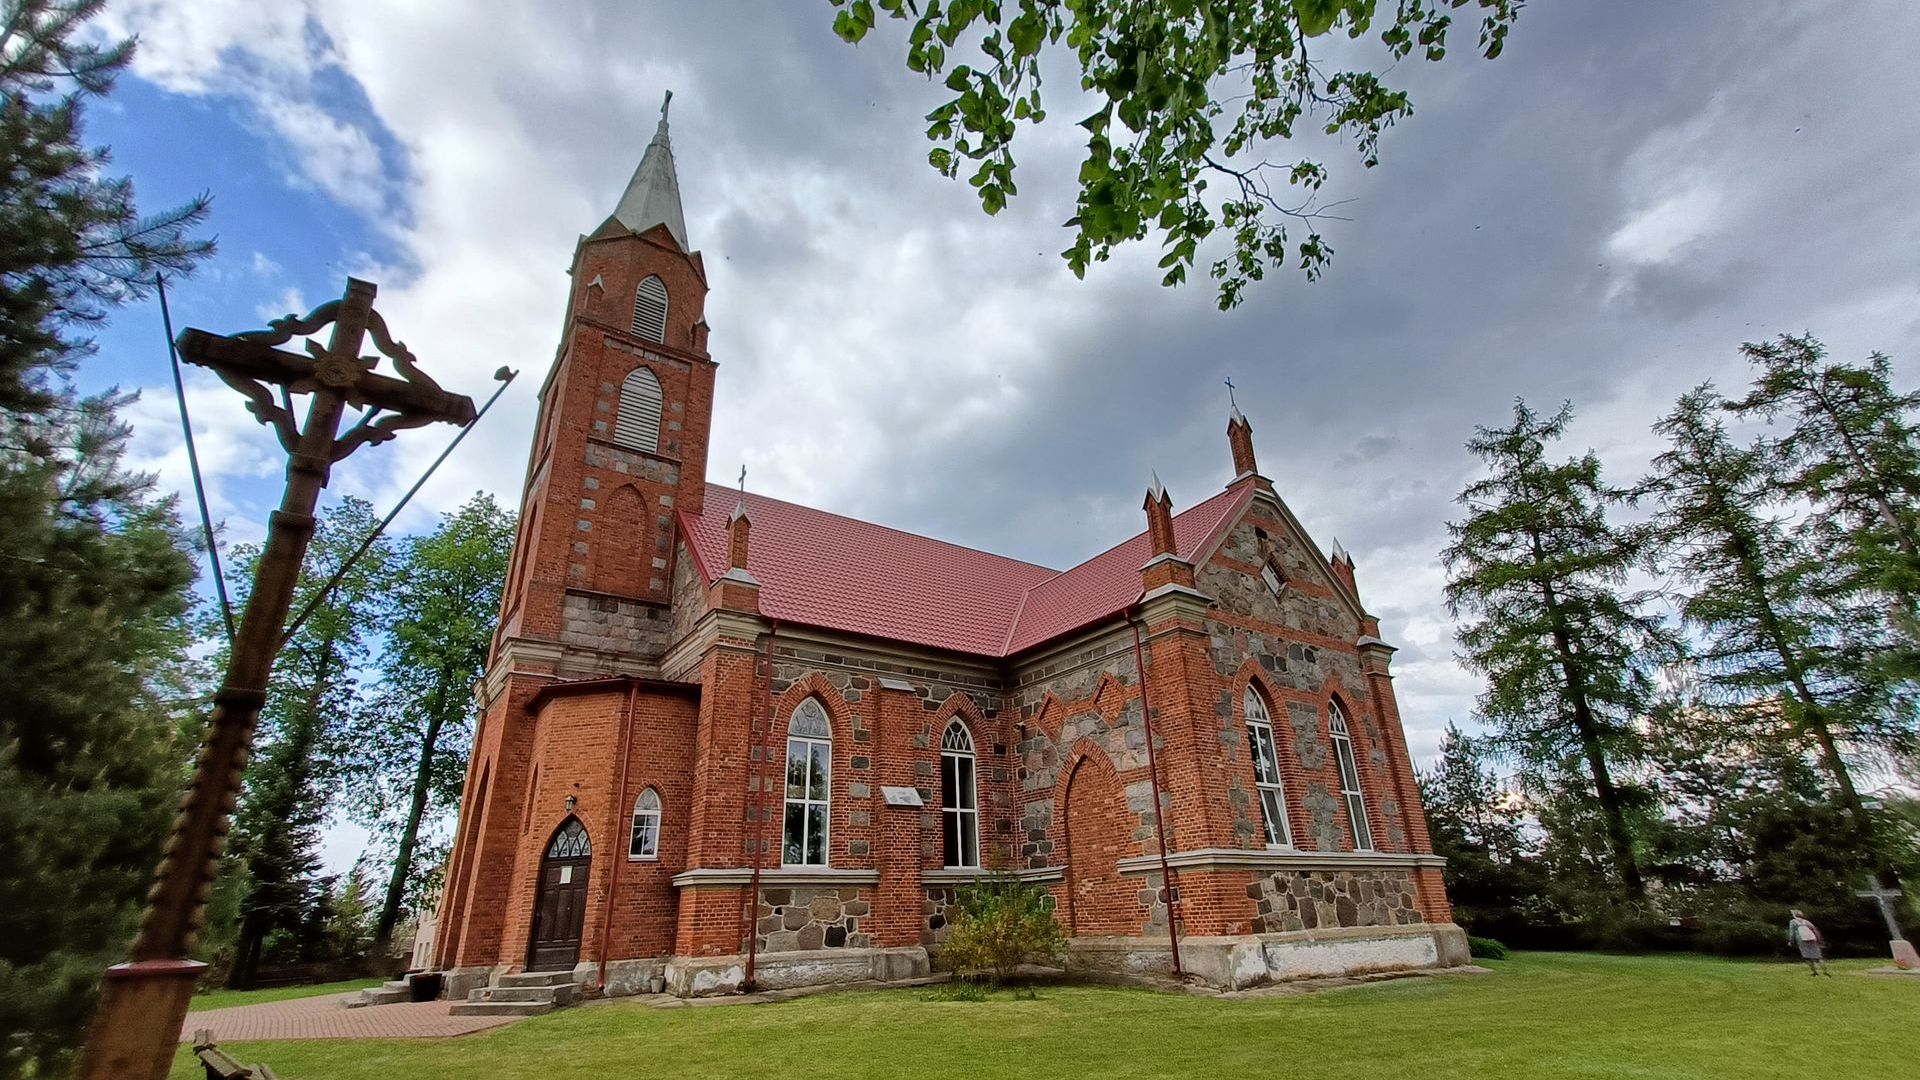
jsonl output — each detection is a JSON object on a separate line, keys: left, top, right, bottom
{"left": 496, "top": 970, "right": 578, "bottom": 989}
{"left": 448, "top": 1000, "right": 554, "bottom": 1018}
{"left": 344, "top": 982, "right": 411, "bottom": 1009}
{"left": 469, "top": 984, "right": 578, "bottom": 1006}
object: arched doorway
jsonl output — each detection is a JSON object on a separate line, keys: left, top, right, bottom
{"left": 527, "top": 817, "right": 591, "bottom": 971}
{"left": 1062, "top": 750, "right": 1135, "bottom": 936}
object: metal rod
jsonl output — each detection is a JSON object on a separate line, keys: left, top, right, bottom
{"left": 159, "top": 274, "right": 236, "bottom": 645}
{"left": 278, "top": 367, "right": 517, "bottom": 647}
{"left": 1129, "top": 609, "right": 1183, "bottom": 977}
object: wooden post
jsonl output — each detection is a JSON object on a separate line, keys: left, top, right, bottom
{"left": 79, "top": 279, "right": 475, "bottom": 1080}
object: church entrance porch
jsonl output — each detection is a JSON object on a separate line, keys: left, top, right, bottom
{"left": 527, "top": 818, "right": 591, "bottom": 971}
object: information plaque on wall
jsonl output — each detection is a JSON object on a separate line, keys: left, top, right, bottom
{"left": 881, "top": 786, "right": 925, "bottom": 807}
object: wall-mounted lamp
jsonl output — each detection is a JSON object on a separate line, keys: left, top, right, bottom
{"left": 564, "top": 794, "right": 578, "bottom": 813}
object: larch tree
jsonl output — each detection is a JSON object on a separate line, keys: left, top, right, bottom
{"left": 222, "top": 497, "right": 393, "bottom": 988}
{"left": 339, "top": 493, "right": 514, "bottom": 961}
{"left": 1640, "top": 387, "right": 1896, "bottom": 831}
{"left": 827, "top": 0, "right": 1522, "bottom": 308}
{"left": 1727, "top": 334, "right": 1920, "bottom": 682}
{"left": 1443, "top": 400, "right": 1672, "bottom": 899}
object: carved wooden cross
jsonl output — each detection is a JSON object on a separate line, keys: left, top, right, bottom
{"left": 82, "top": 278, "right": 475, "bottom": 1080}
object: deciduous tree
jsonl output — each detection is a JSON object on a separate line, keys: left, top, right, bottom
{"left": 828, "top": 0, "right": 1521, "bottom": 308}
{"left": 222, "top": 497, "right": 392, "bottom": 987}
{"left": 338, "top": 493, "right": 513, "bottom": 961}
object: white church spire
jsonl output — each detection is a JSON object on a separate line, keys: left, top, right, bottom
{"left": 610, "top": 91, "right": 689, "bottom": 249}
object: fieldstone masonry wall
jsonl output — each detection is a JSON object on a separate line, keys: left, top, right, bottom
{"left": 560, "top": 592, "right": 674, "bottom": 658}
{"left": 755, "top": 887, "right": 874, "bottom": 953}
{"left": 1250, "top": 870, "right": 1424, "bottom": 933}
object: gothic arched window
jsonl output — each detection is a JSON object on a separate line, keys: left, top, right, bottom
{"left": 783, "top": 698, "right": 831, "bottom": 866}
{"left": 1329, "top": 701, "right": 1374, "bottom": 851}
{"left": 613, "top": 367, "right": 663, "bottom": 453}
{"left": 629, "top": 788, "right": 662, "bottom": 860}
{"left": 1244, "top": 686, "right": 1291, "bottom": 847}
{"left": 940, "top": 720, "right": 979, "bottom": 868}
{"left": 631, "top": 275, "right": 668, "bottom": 343}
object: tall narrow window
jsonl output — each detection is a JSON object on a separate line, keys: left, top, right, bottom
{"left": 783, "top": 698, "right": 831, "bottom": 866}
{"left": 631, "top": 275, "right": 668, "bottom": 342}
{"left": 613, "top": 367, "right": 663, "bottom": 453}
{"left": 1244, "top": 687, "right": 1291, "bottom": 847}
{"left": 629, "top": 788, "right": 662, "bottom": 860}
{"left": 1329, "top": 702, "right": 1374, "bottom": 850}
{"left": 940, "top": 720, "right": 979, "bottom": 868}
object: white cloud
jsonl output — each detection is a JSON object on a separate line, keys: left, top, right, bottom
{"left": 1606, "top": 181, "right": 1725, "bottom": 268}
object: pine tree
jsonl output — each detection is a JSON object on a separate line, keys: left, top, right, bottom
{"left": 222, "top": 497, "right": 392, "bottom": 988}
{"left": 0, "top": 0, "right": 213, "bottom": 414}
{"left": 0, "top": 391, "right": 198, "bottom": 1078}
{"left": 1443, "top": 400, "right": 1673, "bottom": 898}
{"left": 337, "top": 493, "right": 513, "bottom": 960}
{"left": 1640, "top": 387, "right": 1895, "bottom": 826}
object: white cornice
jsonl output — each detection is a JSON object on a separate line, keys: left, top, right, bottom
{"left": 1114, "top": 848, "right": 1446, "bottom": 875}
{"left": 671, "top": 867, "right": 880, "bottom": 889}
{"left": 921, "top": 866, "right": 1064, "bottom": 885}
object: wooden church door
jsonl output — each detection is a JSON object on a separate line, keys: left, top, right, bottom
{"left": 527, "top": 817, "right": 592, "bottom": 971}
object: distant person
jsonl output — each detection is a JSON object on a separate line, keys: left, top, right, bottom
{"left": 1787, "top": 910, "right": 1832, "bottom": 977}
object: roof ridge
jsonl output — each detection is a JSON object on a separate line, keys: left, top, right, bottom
{"left": 705, "top": 482, "right": 1058, "bottom": 575}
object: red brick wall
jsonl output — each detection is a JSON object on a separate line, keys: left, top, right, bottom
{"left": 494, "top": 223, "right": 715, "bottom": 651}
{"left": 1058, "top": 745, "right": 1140, "bottom": 936}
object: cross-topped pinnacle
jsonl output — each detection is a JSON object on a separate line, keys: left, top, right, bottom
{"left": 1224, "top": 376, "right": 1238, "bottom": 410}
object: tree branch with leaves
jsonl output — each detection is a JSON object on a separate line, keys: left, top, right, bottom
{"left": 830, "top": 0, "right": 1520, "bottom": 308}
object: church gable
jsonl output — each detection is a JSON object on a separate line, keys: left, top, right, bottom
{"left": 1199, "top": 498, "right": 1363, "bottom": 644}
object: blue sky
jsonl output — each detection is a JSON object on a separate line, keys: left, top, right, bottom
{"left": 83, "top": 2, "right": 1920, "bottom": 870}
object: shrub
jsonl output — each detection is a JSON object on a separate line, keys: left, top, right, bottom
{"left": 938, "top": 872, "right": 1065, "bottom": 984}
{"left": 1467, "top": 935, "right": 1510, "bottom": 960}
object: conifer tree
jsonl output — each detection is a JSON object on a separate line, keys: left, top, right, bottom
{"left": 337, "top": 493, "right": 513, "bottom": 960}
{"left": 0, "top": 392, "right": 197, "bottom": 1077}
{"left": 1640, "top": 387, "right": 1897, "bottom": 826}
{"left": 1443, "top": 400, "right": 1672, "bottom": 898}
{"left": 1727, "top": 334, "right": 1920, "bottom": 678}
{"left": 0, "top": 0, "right": 212, "bottom": 414}
{"left": 222, "top": 497, "right": 392, "bottom": 987}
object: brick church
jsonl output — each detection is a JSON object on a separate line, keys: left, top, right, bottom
{"left": 431, "top": 100, "right": 1464, "bottom": 998}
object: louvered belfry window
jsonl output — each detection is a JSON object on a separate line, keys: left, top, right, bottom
{"left": 613, "top": 367, "right": 663, "bottom": 453}
{"left": 631, "top": 275, "right": 668, "bottom": 342}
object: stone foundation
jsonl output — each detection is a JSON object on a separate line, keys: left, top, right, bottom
{"left": 577, "top": 957, "right": 668, "bottom": 997}
{"left": 664, "top": 945, "right": 930, "bottom": 997}
{"left": 1249, "top": 868, "right": 1423, "bottom": 932}
{"left": 1067, "top": 922, "right": 1468, "bottom": 990}
{"left": 755, "top": 887, "right": 873, "bottom": 952}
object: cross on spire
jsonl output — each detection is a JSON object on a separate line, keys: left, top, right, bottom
{"left": 1224, "top": 376, "right": 1238, "bottom": 409}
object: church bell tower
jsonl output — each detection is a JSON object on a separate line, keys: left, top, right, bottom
{"left": 493, "top": 93, "right": 715, "bottom": 672}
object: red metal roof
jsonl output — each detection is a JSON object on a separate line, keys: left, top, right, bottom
{"left": 681, "top": 480, "right": 1255, "bottom": 659}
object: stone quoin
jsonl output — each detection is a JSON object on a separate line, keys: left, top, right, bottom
{"left": 431, "top": 97, "right": 1465, "bottom": 999}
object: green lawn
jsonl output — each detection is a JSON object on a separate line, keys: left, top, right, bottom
{"left": 172, "top": 953, "right": 1914, "bottom": 1079}
{"left": 186, "top": 977, "right": 382, "bottom": 1013}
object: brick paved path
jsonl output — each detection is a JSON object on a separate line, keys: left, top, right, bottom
{"left": 179, "top": 992, "right": 520, "bottom": 1042}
